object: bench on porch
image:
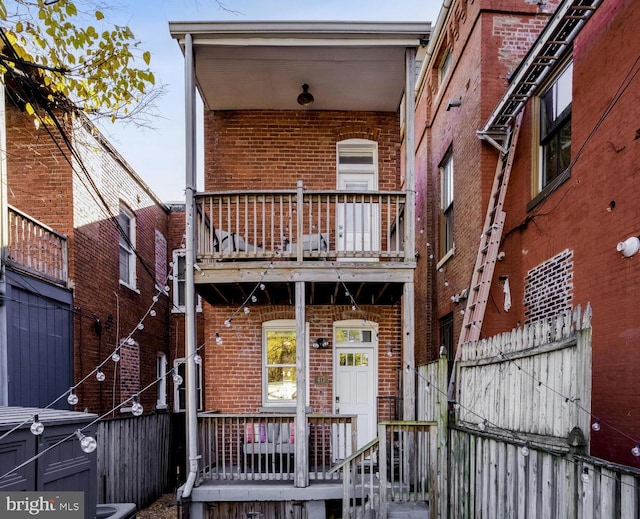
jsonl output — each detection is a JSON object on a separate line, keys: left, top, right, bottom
{"left": 243, "top": 422, "right": 295, "bottom": 472}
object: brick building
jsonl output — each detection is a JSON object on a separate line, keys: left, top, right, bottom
{"left": 2, "top": 95, "right": 172, "bottom": 416}
{"left": 170, "top": 21, "right": 429, "bottom": 518}
{"left": 419, "top": 0, "right": 640, "bottom": 468}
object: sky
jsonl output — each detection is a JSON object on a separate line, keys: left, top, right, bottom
{"left": 97, "top": 1, "right": 443, "bottom": 202}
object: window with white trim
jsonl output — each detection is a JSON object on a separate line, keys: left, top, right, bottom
{"left": 173, "top": 358, "right": 202, "bottom": 412}
{"left": 156, "top": 352, "right": 167, "bottom": 409}
{"left": 440, "top": 149, "right": 454, "bottom": 258}
{"left": 118, "top": 204, "right": 136, "bottom": 288}
{"left": 536, "top": 60, "right": 573, "bottom": 197}
{"left": 262, "top": 320, "right": 308, "bottom": 406}
{"left": 438, "top": 49, "right": 452, "bottom": 86}
{"left": 172, "top": 249, "right": 201, "bottom": 313}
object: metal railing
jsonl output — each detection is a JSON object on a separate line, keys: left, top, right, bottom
{"left": 195, "top": 181, "right": 406, "bottom": 262}
{"left": 6, "top": 205, "right": 68, "bottom": 284}
{"left": 197, "top": 413, "right": 356, "bottom": 482}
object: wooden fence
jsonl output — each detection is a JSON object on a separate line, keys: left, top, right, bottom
{"left": 97, "top": 413, "right": 171, "bottom": 508}
{"left": 418, "top": 304, "right": 640, "bottom": 518}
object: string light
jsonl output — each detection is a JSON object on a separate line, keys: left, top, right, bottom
{"left": 251, "top": 295, "right": 258, "bottom": 303}
{"left": 131, "top": 395, "right": 143, "bottom": 417}
{"left": 67, "top": 389, "right": 78, "bottom": 406}
{"left": 96, "top": 369, "right": 105, "bottom": 382}
{"left": 173, "top": 371, "right": 183, "bottom": 386}
{"left": 632, "top": 443, "right": 640, "bottom": 457}
{"left": 224, "top": 319, "right": 231, "bottom": 328}
{"left": 243, "top": 307, "right": 250, "bottom": 314}
{"left": 194, "top": 354, "right": 202, "bottom": 365}
{"left": 137, "top": 323, "right": 144, "bottom": 330}
{"left": 30, "top": 415, "right": 44, "bottom": 436}
{"left": 581, "top": 468, "right": 591, "bottom": 483}
{"left": 150, "top": 310, "right": 157, "bottom": 317}
{"left": 75, "top": 430, "right": 97, "bottom": 453}
{"left": 259, "top": 283, "right": 265, "bottom": 291}
{"left": 111, "top": 352, "right": 120, "bottom": 363}
{"left": 591, "top": 419, "right": 601, "bottom": 432}
{"left": 521, "top": 443, "right": 530, "bottom": 457}
{"left": 215, "top": 333, "right": 223, "bottom": 345}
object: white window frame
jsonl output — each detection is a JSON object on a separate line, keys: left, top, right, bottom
{"left": 438, "top": 48, "right": 452, "bottom": 87}
{"left": 172, "top": 249, "right": 202, "bottom": 313}
{"left": 118, "top": 204, "right": 137, "bottom": 290}
{"left": 535, "top": 59, "right": 573, "bottom": 197}
{"left": 262, "top": 320, "right": 309, "bottom": 407}
{"left": 173, "top": 357, "right": 203, "bottom": 412}
{"left": 439, "top": 149, "right": 455, "bottom": 263}
{"left": 156, "top": 352, "right": 168, "bottom": 410}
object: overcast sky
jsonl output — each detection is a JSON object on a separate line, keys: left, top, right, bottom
{"left": 98, "top": 1, "right": 443, "bottom": 202}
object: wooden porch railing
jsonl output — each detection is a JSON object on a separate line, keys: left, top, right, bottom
{"left": 195, "top": 181, "right": 406, "bottom": 262}
{"left": 6, "top": 205, "right": 68, "bottom": 284}
{"left": 197, "top": 413, "right": 356, "bottom": 482}
{"left": 331, "top": 421, "right": 436, "bottom": 518}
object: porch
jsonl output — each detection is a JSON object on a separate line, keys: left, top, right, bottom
{"left": 189, "top": 414, "right": 435, "bottom": 518}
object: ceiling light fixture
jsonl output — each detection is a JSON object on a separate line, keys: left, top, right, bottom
{"left": 297, "top": 84, "right": 314, "bottom": 106}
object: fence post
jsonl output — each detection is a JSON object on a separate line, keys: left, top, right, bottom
{"left": 576, "top": 303, "right": 592, "bottom": 451}
{"left": 378, "top": 423, "right": 388, "bottom": 519}
{"left": 436, "top": 355, "right": 449, "bottom": 519}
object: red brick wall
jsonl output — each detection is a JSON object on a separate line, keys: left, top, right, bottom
{"left": 201, "top": 304, "right": 402, "bottom": 418}
{"left": 491, "top": 0, "right": 640, "bottom": 467}
{"left": 6, "top": 105, "right": 171, "bottom": 415}
{"left": 414, "top": 0, "right": 556, "bottom": 363}
{"left": 204, "top": 110, "right": 401, "bottom": 191}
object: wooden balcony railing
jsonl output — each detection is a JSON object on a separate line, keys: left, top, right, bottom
{"left": 331, "top": 421, "right": 436, "bottom": 518}
{"left": 6, "top": 205, "right": 68, "bottom": 285}
{"left": 197, "top": 413, "right": 356, "bottom": 482}
{"left": 195, "top": 181, "right": 406, "bottom": 262}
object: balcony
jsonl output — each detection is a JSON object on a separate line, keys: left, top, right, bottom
{"left": 5, "top": 205, "right": 68, "bottom": 285}
{"left": 193, "top": 183, "right": 413, "bottom": 305}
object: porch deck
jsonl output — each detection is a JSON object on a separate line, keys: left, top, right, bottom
{"left": 189, "top": 478, "right": 345, "bottom": 502}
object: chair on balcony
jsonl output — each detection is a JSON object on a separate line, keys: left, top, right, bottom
{"left": 213, "top": 228, "right": 263, "bottom": 254}
{"left": 282, "top": 233, "right": 328, "bottom": 257}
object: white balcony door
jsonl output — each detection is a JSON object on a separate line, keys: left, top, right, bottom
{"left": 333, "top": 322, "right": 378, "bottom": 459}
{"left": 336, "top": 140, "right": 379, "bottom": 257}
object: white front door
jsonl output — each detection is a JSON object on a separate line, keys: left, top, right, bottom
{"left": 334, "top": 324, "right": 377, "bottom": 457}
{"left": 336, "top": 140, "right": 379, "bottom": 258}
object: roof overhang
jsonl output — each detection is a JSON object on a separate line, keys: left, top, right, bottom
{"left": 169, "top": 21, "right": 430, "bottom": 112}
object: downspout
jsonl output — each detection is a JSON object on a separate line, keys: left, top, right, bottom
{"left": 415, "top": 0, "right": 453, "bottom": 95}
{"left": 0, "top": 81, "right": 7, "bottom": 406}
{"left": 181, "top": 32, "right": 199, "bottom": 503}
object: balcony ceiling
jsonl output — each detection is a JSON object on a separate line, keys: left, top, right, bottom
{"left": 169, "top": 21, "right": 430, "bottom": 112}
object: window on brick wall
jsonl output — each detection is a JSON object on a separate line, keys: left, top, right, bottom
{"left": 438, "top": 49, "right": 452, "bottom": 87}
{"left": 262, "top": 320, "right": 309, "bottom": 407}
{"left": 118, "top": 204, "right": 136, "bottom": 289}
{"left": 156, "top": 352, "right": 167, "bottom": 410}
{"left": 439, "top": 313, "right": 454, "bottom": 379}
{"left": 531, "top": 60, "right": 572, "bottom": 207}
{"left": 172, "top": 249, "right": 202, "bottom": 313}
{"left": 173, "top": 358, "right": 203, "bottom": 412}
{"left": 439, "top": 149, "right": 454, "bottom": 261}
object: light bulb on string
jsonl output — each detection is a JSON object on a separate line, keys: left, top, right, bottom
{"left": 224, "top": 319, "right": 231, "bottom": 328}
{"left": 251, "top": 295, "right": 258, "bottom": 303}
{"left": 112, "top": 352, "right": 120, "bottom": 363}
{"left": 632, "top": 443, "right": 640, "bottom": 457}
{"left": 194, "top": 354, "right": 202, "bottom": 365}
{"left": 67, "top": 389, "right": 78, "bottom": 406}
{"left": 96, "top": 369, "right": 105, "bottom": 382}
{"left": 243, "top": 307, "right": 250, "bottom": 314}
{"left": 137, "top": 323, "right": 144, "bottom": 330}
{"left": 259, "top": 283, "right": 265, "bottom": 291}
{"left": 581, "top": 468, "right": 591, "bottom": 483}
{"left": 168, "top": 275, "right": 173, "bottom": 281}
{"left": 173, "top": 372, "right": 183, "bottom": 386}
{"left": 591, "top": 419, "right": 601, "bottom": 432}
{"left": 150, "top": 310, "right": 157, "bottom": 317}
{"left": 424, "top": 381, "right": 431, "bottom": 393}
{"left": 215, "top": 334, "right": 223, "bottom": 345}
{"left": 352, "top": 305, "right": 356, "bottom": 311}
{"left": 30, "top": 415, "right": 44, "bottom": 436}
{"left": 478, "top": 420, "right": 487, "bottom": 431}
{"left": 127, "top": 337, "right": 135, "bottom": 345}
{"left": 75, "top": 430, "right": 97, "bottom": 453}
{"left": 153, "top": 296, "right": 159, "bottom": 303}
{"left": 164, "top": 285, "right": 170, "bottom": 292}
{"left": 521, "top": 444, "right": 530, "bottom": 457}
{"left": 131, "top": 396, "right": 144, "bottom": 416}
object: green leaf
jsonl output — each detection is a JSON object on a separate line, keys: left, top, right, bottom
{"left": 142, "top": 51, "right": 150, "bottom": 65}
{"left": 95, "top": 10, "right": 104, "bottom": 21}
{"left": 25, "top": 103, "right": 35, "bottom": 116}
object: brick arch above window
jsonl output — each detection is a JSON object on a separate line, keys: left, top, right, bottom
{"left": 334, "top": 127, "right": 381, "bottom": 142}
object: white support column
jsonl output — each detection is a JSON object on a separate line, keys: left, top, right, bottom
{"left": 0, "top": 82, "right": 7, "bottom": 405}
{"left": 403, "top": 47, "right": 417, "bottom": 421}
{"left": 183, "top": 32, "right": 200, "bottom": 500}
{"left": 295, "top": 280, "right": 308, "bottom": 487}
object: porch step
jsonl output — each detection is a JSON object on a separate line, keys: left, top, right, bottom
{"left": 386, "top": 501, "right": 429, "bottom": 518}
